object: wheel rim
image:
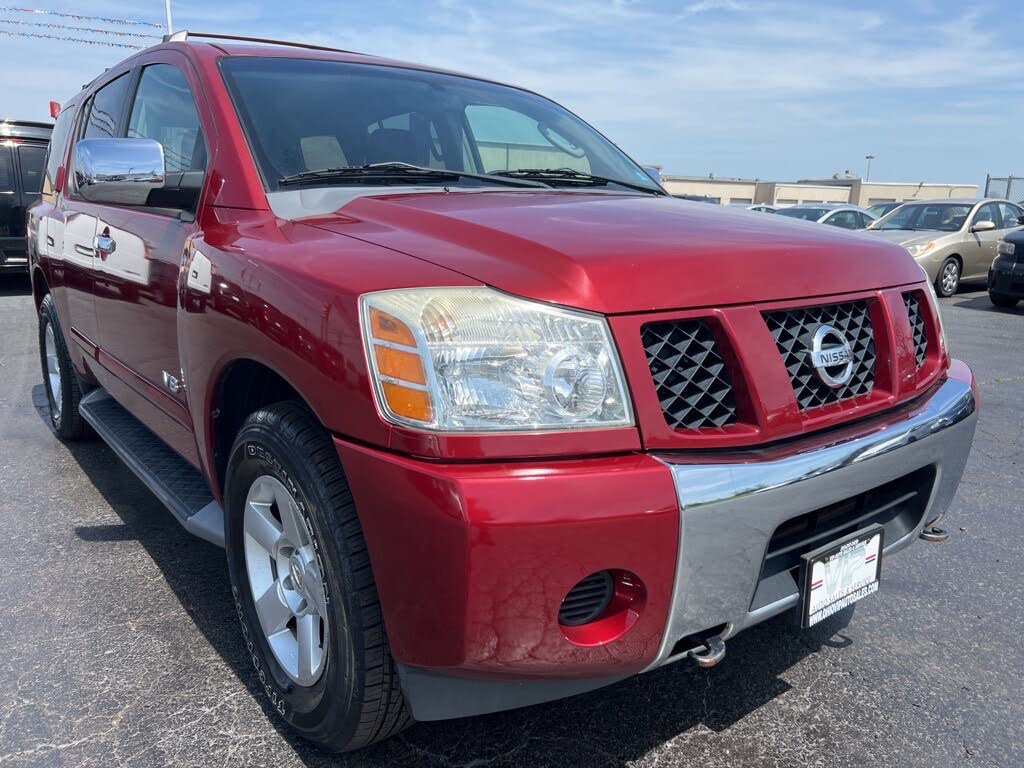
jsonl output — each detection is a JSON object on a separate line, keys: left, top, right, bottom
{"left": 243, "top": 475, "right": 329, "bottom": 687}
{"left": 44, "top": 324, "right": 62, "bottom": 417}
{"left": 941, "top": 262, "right": 959, "bottom": 294}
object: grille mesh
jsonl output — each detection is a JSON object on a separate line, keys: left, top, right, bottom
{"left": 641, "top": 320, "right": 739, "bottom": 430}
{"left": 904, "top": 292, "right": 929, "bottom": 368}
{"left": 763, "top": 301, "right": 876, "bottom": 410}
{"left": 559, "top": 571, "right": 614, "bottom": 627}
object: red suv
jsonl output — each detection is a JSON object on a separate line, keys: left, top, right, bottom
{"left": 28, "top": 32, "right": 978, "bottom": 752}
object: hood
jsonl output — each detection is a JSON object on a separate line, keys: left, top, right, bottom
{"left": 296, "top": 190, "right": 926, "bottom": 314}
{"left": 865, "top": 228, "right": 949, "bottom": 247}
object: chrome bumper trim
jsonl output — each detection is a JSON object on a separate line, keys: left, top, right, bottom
{"left": 646, "top": 375, "right": 977, "bottom": 671}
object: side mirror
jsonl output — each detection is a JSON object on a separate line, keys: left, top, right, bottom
{"left": 73, "top": 138, "right": 165, "bottom": 206}
{"left": 971, "top": 219, "right": 997, "bottom": 232}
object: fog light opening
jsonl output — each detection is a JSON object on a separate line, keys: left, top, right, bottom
{"left": 560, "top": 569, "right": 646, "bottom": 647}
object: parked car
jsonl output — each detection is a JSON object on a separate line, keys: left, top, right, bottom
{"left": 773, "top": 203, "right": 878, "bottom": 230}
{"left": 867, "top": 201, "right": 904, "bottom": 218}
{"left": 0, "top": 119, "right": 50, "bottom": 273}
{"left": 28, "top": 32, "right": 978, "bottom": 752}
{"left": 988, "top": 230, "right": 1024, "bottom": 307}
{"left": 747, "top": 203, "right": 777, "bottom": 213}
{"left": 866, "top": 198, "right": 1024, "bottom": 296}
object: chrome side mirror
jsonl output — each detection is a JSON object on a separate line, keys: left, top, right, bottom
{"left": 971, "top": 219, "right": 996, "bottom": 233}
{"left": 73, "top": 138, "right": 165, "bottom": 205}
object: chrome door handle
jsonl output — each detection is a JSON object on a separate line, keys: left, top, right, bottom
{"left": 94, "top": 234, "right": 117, "bottom": 256}
{"left": 74, "top": 243, "right": 96, "bottom": 257}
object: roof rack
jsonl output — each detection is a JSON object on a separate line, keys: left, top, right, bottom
{"left": 162, "top": 30, "right": 366, "bottom": 56}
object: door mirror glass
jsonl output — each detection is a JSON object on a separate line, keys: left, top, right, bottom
{"left": 971, "top": 219, "right": 996, "bottom": 232}
{"left": 72, "top": 138, "right": 165, "bottom": 205}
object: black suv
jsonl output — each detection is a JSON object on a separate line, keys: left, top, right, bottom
{"left": 989, "top": 229, "right": 1024, "bottom": 308}
{"left": 1, "top": 120, "right": 51, "bottom": 273}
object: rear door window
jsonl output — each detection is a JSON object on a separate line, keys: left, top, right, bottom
{"left": 0, "top": 146, "right": 13, "bottom": 194}
{"left": 998, "top": 203, "right": 1023, "bottom": 230}
{"left": 17, "top": 144, "right": 46, "bottom": 196}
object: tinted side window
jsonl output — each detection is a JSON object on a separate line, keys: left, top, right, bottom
{"left": 127, "top": 64, "right": 206, "bottom": 172}
{"left": 0, "top": 146, "right": 13, "bottom": 194}
{"left": 826, "top": 210, "right": 860, "bottom": 229}
{"left": 18, "top": 145, "right": 46, "bottom": 195}
{"left": 44, "top": 106, "right": 75, "bottom": 195}
{"left": 83, "top": 73, "right": 132, "bottom": 139}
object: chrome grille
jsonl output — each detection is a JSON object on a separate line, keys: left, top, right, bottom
{"left": 904, "top": 292, "right": 928, "bottom": 368}
{"left": 641, "top": 320, "right": 739, "bottom": 429}
{"left": 763, "top": 301, "right": 876, "bottom": 410}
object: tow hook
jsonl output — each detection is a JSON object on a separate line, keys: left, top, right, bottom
{"left": 688, "top": 635, "right": 726, "bottom": 669}
{"left": 920, "top": 524, "right": 950, "bottom": 543}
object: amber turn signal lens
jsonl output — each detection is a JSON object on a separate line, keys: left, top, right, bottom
{"left": 381, "top": 382, "right": 433, "bottom": 422}
{"left": 374, "top": 346, "right": 426, "bottom": 385}
{"left": 369, "top": 307, "right": 417, "bottom": 347}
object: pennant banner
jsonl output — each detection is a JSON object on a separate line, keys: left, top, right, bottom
{"left": 0, "top": 17, "right": 160, "bottom": 39}
{"left": 0, "top": 28, "right": 143, "bottom": 48}
{"left": 0, "top": 6, "right": 162, "bottom": 28}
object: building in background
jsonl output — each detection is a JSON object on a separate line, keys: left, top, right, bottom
{"left": 661, "top": 174, "right": 977, "bottom": 206}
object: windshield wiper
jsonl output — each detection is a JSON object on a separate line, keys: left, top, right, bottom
{"left": 491, "top": 168, "right": 665, "bottom": 195}
{"left": 279, "top": 162, "right": 547, "bottom": 189}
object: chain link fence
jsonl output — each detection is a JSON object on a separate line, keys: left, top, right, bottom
{"left": 985, "top": 175, "right": 1024, "bottom": 201}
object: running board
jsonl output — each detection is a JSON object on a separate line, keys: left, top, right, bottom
{"left": 78, "top": 389, "right": 225, "bottom": 547}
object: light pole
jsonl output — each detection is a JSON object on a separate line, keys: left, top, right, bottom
{"left": 164, "top": 0, "right": 173, "bottom": 34}
{"left": 865, "top": 154, "right": 875, "bottom": 181}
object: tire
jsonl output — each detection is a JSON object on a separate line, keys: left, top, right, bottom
{"left": 224, "top": 402, "right": 410, "bottom": 751}
{"left": 38, "top": 294, "right": 89, "bottom": 440}
{"left": 935, "top": 257, "right": 961, "bottom": 297}
{"left": 989, "top": 292, "right": 1020, "bottom": 308}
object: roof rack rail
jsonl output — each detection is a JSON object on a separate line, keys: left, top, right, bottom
{"left": 162, "top": 30, "right": 365, "bottom": 56}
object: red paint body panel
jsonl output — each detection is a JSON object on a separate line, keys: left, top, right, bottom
{"left": 336, "top": 440, "right": 680, "bottom": 675}
{"left": 25, "top": 40, "right": 957, "bottom": 687}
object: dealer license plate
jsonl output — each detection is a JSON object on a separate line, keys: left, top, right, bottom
{"left": 801, "top": 525, "right": 884, "bottom": 628}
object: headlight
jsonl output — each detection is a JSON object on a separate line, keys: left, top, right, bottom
{"left": 360, "top": 287, "right": 633, "bottom": 432}
{"left": 997, "top": 240, "right": 1016, "bottom": 256}
{"left": 906, "top": 242, "right": 936, "bottom": 257}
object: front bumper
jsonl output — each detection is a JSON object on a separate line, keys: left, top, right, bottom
{"left": 337, "top": 363, "right": 977, "bottom": 721}
{"left": 989, "top": 259, "right": 1024, "bottom": 297}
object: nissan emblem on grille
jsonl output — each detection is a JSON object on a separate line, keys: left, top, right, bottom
{"left": 809, "top": 324, "right": 854, "bottom": 388}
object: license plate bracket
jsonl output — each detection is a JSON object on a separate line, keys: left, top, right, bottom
{"left": 800, "top": 524, "right": 884, "bottom": 628}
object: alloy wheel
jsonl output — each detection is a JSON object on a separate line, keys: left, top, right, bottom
{"left": 243, "top": 475, "right": 329, "bottom": 686}
{"left": 941, "top": 262, "right": 959, "bottom": 295}
{"left": 44, "top": 324, "right": 62, "bottom": 416}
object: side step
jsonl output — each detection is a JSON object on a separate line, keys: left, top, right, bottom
{"left": 79, "top": 389, "right": 225, "bottom": 547}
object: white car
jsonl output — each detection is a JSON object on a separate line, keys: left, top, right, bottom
{"left": 773, "top": 203, "right": 878, "bottom": 230}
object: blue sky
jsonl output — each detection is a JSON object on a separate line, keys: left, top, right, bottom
{"left": 2, "top": 0, "right": 1021, "bottom": 188}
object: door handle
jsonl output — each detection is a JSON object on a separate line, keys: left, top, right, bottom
{"left": 46, "top": 235, "right": 55, "bottom": 247}
{"left": 94, "top": 233, "right": 117, "bottom": 259}
{"left": 74, "top": 243, "right": 96, "bottom": 257}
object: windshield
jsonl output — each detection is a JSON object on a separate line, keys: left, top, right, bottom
{"left": 774, "top": 207, "right": 828, "bottom": 221}
{"left": 220, "top": 57, "right": 660, "bottom": 194}
{"left": 874, "top": 203, "right": 972, "bottom": 232}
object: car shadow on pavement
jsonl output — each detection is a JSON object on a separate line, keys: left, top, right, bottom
{"left": 947, "top": 292, "right": 1022, "bottom": 314}
{"left": 43, "top": 383, "right": 854, "bottom": 767}
{"left": 0, "top": 274, "right": 32, "bottom": 298}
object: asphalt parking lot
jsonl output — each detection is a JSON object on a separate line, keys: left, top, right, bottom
{"left": 0, "top": 274, "right": 1021, "bottom": 768}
